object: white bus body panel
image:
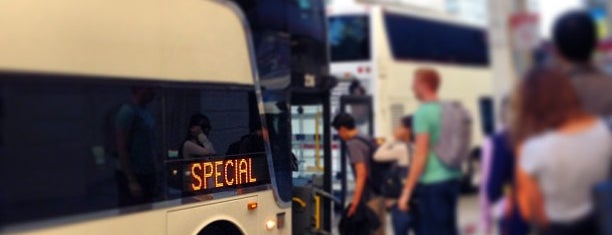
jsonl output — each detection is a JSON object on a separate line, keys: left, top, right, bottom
{"left": 10, "top": 191, "right": 287, "bottom": 235}
{"left": 0, "top": 0, "right": 253, "bottom": 85}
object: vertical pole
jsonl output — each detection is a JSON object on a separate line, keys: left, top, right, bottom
{"left": 488, "top": 0, "right": 516, "bottom": 128}
{"left": 323, "top": 91, "right": 333, "bottom": 231}
{"left": 339, "top": 97, "right": 347, "bottom": 215}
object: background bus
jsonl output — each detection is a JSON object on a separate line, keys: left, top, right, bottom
{"left": 0, "top": 1, "right": 289, "bottom": 234}
{"left": 327, "top": 2, "right": 494, "bottom": 193}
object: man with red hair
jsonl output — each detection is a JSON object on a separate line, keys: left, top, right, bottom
{"left": 398, "top": 68, "right": 462, "bottom": 235}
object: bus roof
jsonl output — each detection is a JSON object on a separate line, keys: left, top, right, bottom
{"left": 0, "top": 0, "right": 255, "bottom": 85}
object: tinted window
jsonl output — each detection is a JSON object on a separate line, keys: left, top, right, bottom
{"left": 0, "top": 75, "right": 270, "bottom": 226}
{"left": 479, "top": 97, "right": 495, "bottom": 136}
{"left": 384, "top": 13, "right": 489, "bottom": 66}
{"left": 329, "top": 15, "right": 371, "bottom": 62}
{"left": 289, "top": 0, "right": 329, "bottom": 76}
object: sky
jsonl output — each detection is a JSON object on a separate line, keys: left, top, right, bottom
{"left": 536, "top": 0, "right": 585, "bottom": 38}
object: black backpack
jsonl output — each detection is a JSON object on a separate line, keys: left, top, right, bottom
{"left": 354, "top": 136, "right": 392, "bottom": 195}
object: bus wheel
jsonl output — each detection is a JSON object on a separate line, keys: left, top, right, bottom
{"left": 198, "top": 220, "right": 243, "bottom": 235}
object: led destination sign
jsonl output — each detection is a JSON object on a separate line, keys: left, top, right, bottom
{"left": 177, "top": 154, "right": 270, "bottom": 194}
{"left": 190, "top": 157, "right": 258, "bottom": 191}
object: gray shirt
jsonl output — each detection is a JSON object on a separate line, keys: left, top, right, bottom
{"left": 346, "top": 135, "right": 371, "bottom": 166}
{"left": 570, "top": 66, "right": 612, "bottom": 117}
{"left": 346, "top": 135, "right": 373, "bottom": 200}
{"left": 520, "top": 119, "right": 612, "bottom": 222}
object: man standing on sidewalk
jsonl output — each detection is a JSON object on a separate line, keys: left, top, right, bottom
{"left": 398, "top": 68, "right": 462, "bottom": 235}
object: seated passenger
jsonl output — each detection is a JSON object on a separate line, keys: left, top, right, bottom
{"left": 181, "top": 114, "right": 215, "bottom": 158}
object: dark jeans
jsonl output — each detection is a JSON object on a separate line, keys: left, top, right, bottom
{"left": 498, "top": 204, "right": 529, "bottom": 235}
{"left": 543, "top": 214, "right": 597, "bottom": 235}
{"left": 391, "top": 205, "right": 414, "bottom": 235}
{"left": 415, "top": 179, "right": 460, "bottom": 235}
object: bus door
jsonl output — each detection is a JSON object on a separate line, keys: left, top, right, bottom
{"left": 337, "top": 95, "right": 374, "bottom": 209}
{"left": 290, "top": 92, "right": 336, "bottom": 234}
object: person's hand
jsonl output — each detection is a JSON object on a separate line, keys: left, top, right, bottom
{"left": 128, "top": 180, "right": 143, "bottom": 198}
{"left": 398, "top": 190, "right": 411, "bottom": 212}
{"left": 347, "top": 203, "right": 359, "bottom": 217}
{"left": 385, "top": 199, "right": 396, "bottom": 209}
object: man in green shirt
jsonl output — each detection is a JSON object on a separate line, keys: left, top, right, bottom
{"left": 398, "top": 68, "right": 461, "bottom": 235}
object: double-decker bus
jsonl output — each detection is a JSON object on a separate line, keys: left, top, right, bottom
{"left": 327, "top": 1, "right": 495, "bottom": 192}
{"left": 0, "top": 0, "right": 290, "bottom": 234}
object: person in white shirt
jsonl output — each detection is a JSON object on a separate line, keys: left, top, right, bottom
{"left": 374, "top": 116, "right": 413, "bottom": 235}
{"left": 512, "top": 67, "right": 612, "bottom": 235}
{"left": 181, "top": 114, "right": 216, "bottom": 158}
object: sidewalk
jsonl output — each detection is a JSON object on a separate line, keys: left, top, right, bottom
{"left": 332, "top": 194, "right": 482, "bottom": 235}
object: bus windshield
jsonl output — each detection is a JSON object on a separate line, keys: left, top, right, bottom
{"left": 328, "top": 15, "right": 370, "bottom": 62}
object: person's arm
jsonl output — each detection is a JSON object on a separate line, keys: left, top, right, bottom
{"left": 373, "top": 141, "right": 407, "bottom": 162}
{"left": 346, "top": 140, "right": 369, "bottom": 217}
{"left": 479, "top": 138, "right": 494, "bottom": 234}
{"left": 116, "top": 130, "right": 136, "bottom": 181}
{"left": 348, "top": 162, "right": 368, "bottom": 217}
{"left": 197, "top": 133, "right": 216, "bottom": 154}
{"left": 486, "top": 134, "right": 511, "bottom": 202}
{"left": 518, "top": 143, "right": 548, "bottom": 226}
{"left": 116, "top": 107, "right": 136, "bottom": 181}
{"left": 183, "top": 140, "right": 214, "bottom": 157}
{"left": 398, "top": 133, "right": 428, "bottom": 211}
{"left": 115, "top": 107, "right": 142, "bottom": 197}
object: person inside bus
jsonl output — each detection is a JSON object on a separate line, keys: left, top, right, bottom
{"left": 180, "top": 113, "right": 216, "bottom": 158}
{"left": 332, "top": 113, "right": 385, "bottom": 235}
{"left": 398, "top": 68, "right": 462, "bottom": 235}
{"left": 552, "top": 10, "right": 612, "bottom": 117}
{"left": 115, "top": 86, "right": 158, "bottom": 207}
{"left": 373, "top": 115, "right": 415, "bottom": 235}
{"left": 512, "top": 67, "right": 612, "bottom": 235}
{"left": 349, "top": 80, "right": 366, "bottom": 96}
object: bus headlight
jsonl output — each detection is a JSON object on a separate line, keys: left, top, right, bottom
{"left": 265, "top": 219, "right": 276, "bottom": 231}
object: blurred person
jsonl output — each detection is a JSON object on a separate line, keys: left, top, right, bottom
{"left": 552, "top": 10, "right": 612, "bottom": 117}
{"left": 482, "top": 97, "right": 529, "bottom": 235}
{"left": 333, "top": 113, "right": 384, "bottom": 235}
{"left": 115, "top": 86, "right": 158, "bottom": 206}
{"left": 398, "top": 68, "right": 462, "bottom": 235}
{"left": 512, "top": 67, "right": 612, "bottom": 235}
{"left": 181, "top": 113, "right": 215, "bottom": 158}
{"left": 349, "top": 79, "right": 367, "bottom": 95}
{"left": 373, "top": 115, "right": 415, "bottom": 235}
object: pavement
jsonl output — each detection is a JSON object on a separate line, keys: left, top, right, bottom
{"left": 332, "top": 194, "right": 483, "bottom": 235}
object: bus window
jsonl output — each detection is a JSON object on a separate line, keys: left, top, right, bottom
{"left": 384, "top": 13, "right": 489, "bottom": 66}
{"left": 328, "top": 15, "right": 371, "bottom": 62}
{"left": 289, "top": 0, "right": 329, "bottom": 76}
{"left": 0, "top": 75, "right": 270, "bottom": 227}
{"left": 163, "top": 86, "right": 270, "bottom": 200}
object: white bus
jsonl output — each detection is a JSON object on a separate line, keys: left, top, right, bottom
{"left": 0, "top": 0, "right": 290, "bottom": 234}
{"left": 327, "top": 2, "right": 494, "bottom": 190}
